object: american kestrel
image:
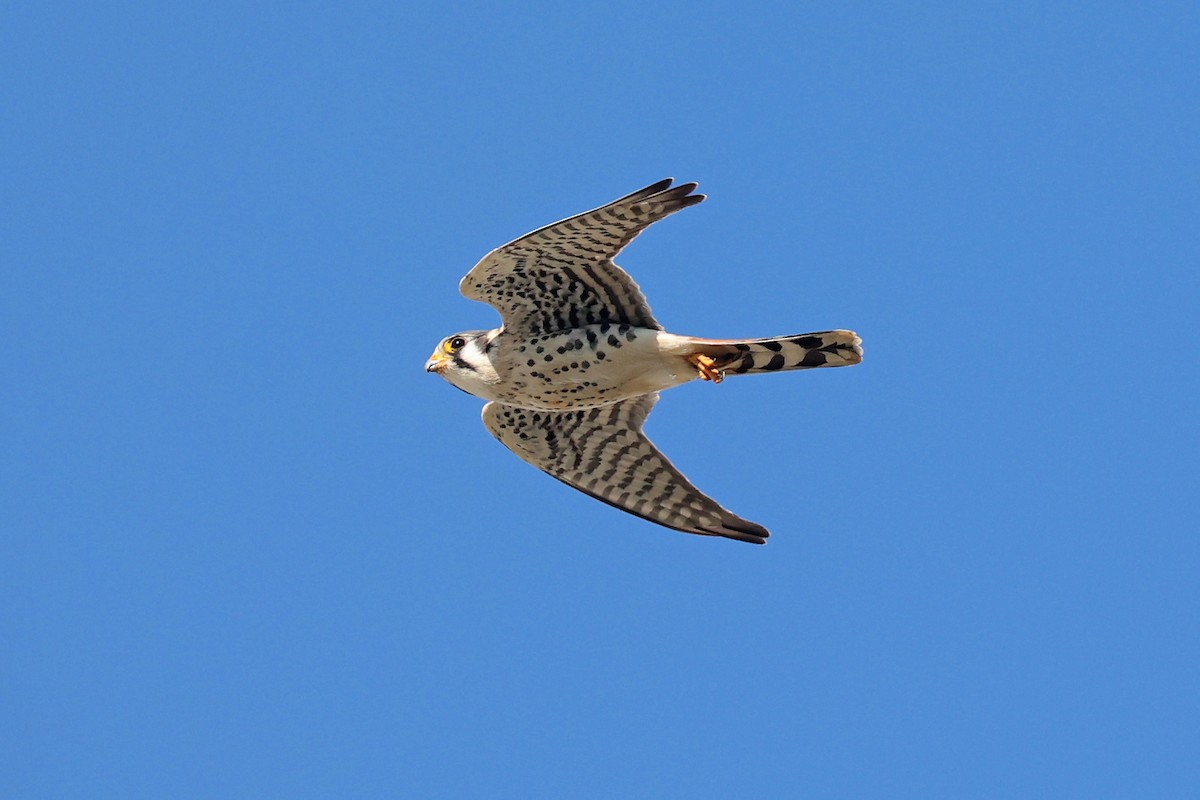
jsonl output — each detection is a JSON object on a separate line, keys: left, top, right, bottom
{"left": 425, "top": 179, "right": 862, "bottom": 544}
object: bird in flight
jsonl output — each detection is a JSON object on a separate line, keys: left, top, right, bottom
{"left": 425, "top": 179, "right": 861, "bottom": 544}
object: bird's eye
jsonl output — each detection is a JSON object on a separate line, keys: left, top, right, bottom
{"left": 444, "top": 336, "right": 467, "bottom": 353}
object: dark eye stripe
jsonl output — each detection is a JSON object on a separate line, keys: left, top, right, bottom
{"left": 452, "top": 354, "right": 477, "bottom": 373}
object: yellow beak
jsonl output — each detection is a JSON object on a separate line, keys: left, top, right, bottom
{"left": 425, "top": 352, "right": 447, "bottom": 373}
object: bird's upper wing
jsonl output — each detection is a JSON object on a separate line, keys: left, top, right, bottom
{"left": 481, "top": 395, "right": 768, "bottom": 544}
{"left": 460, "top": 179, "right": 705, "bottom": 337}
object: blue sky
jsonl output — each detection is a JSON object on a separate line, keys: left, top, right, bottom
{"left": 3, "top": 2, "right": 1197, "bottom": 797}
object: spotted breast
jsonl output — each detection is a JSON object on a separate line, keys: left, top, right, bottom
{"left": 493, "top": 324, "right": 692, "bottom": 410}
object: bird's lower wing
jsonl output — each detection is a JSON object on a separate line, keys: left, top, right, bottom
{"left": 481, "top": 395, "right": 768, "bottom": 544}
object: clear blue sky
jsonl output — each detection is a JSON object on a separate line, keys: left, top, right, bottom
{"left": 3, "top": 2, "right": 1197, "bottom": 797}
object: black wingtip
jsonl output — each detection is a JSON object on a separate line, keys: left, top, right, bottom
{"left": 663, "top": 182, "right": 705, "bottom": 209}
{"left": 644, "top": 181, "right": 706, "bottom": 218}
{"left": 709, "top": 515, "right": 770, "bottom": 545}
{"left": 720, "top": 533, "right": 769, "bottom": 545}
{"left": 726, "top": 531, "right": 770, "bottom": 545}
{"left": 617, "top": 178, "right": 675, "bottom": 204}
{"left": 619, "top": 178, "right": 706, "bottom": 207}
{"left": 647, "top": 177, "right": 676, "bottom": 193}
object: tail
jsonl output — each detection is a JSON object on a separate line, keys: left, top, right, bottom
{"left": 687, "top": 330, "right": 863, "bottom": 376}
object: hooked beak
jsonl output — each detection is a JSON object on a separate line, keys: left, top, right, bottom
{"left": 425, "top": 353, "right": 447, "bottom": 373}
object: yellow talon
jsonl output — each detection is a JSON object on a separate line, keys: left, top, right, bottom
{"left": 688, "top": 354, "right": 725, "bottom": 384}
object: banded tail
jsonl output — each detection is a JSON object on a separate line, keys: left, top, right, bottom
{"left": 688, "top": 330, "right": 863, "bottom": 376}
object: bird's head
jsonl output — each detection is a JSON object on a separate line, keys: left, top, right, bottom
{"left": 424, "top": 330, "right": 500, "bottom": 397}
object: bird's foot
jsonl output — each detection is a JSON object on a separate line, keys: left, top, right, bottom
{"left": 688, "top": 354, "right": 725, "bottom": 384}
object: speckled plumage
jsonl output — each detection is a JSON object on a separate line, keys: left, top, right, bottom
{"left": 426, "top": 179, "right": 863, "bottom": 544}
